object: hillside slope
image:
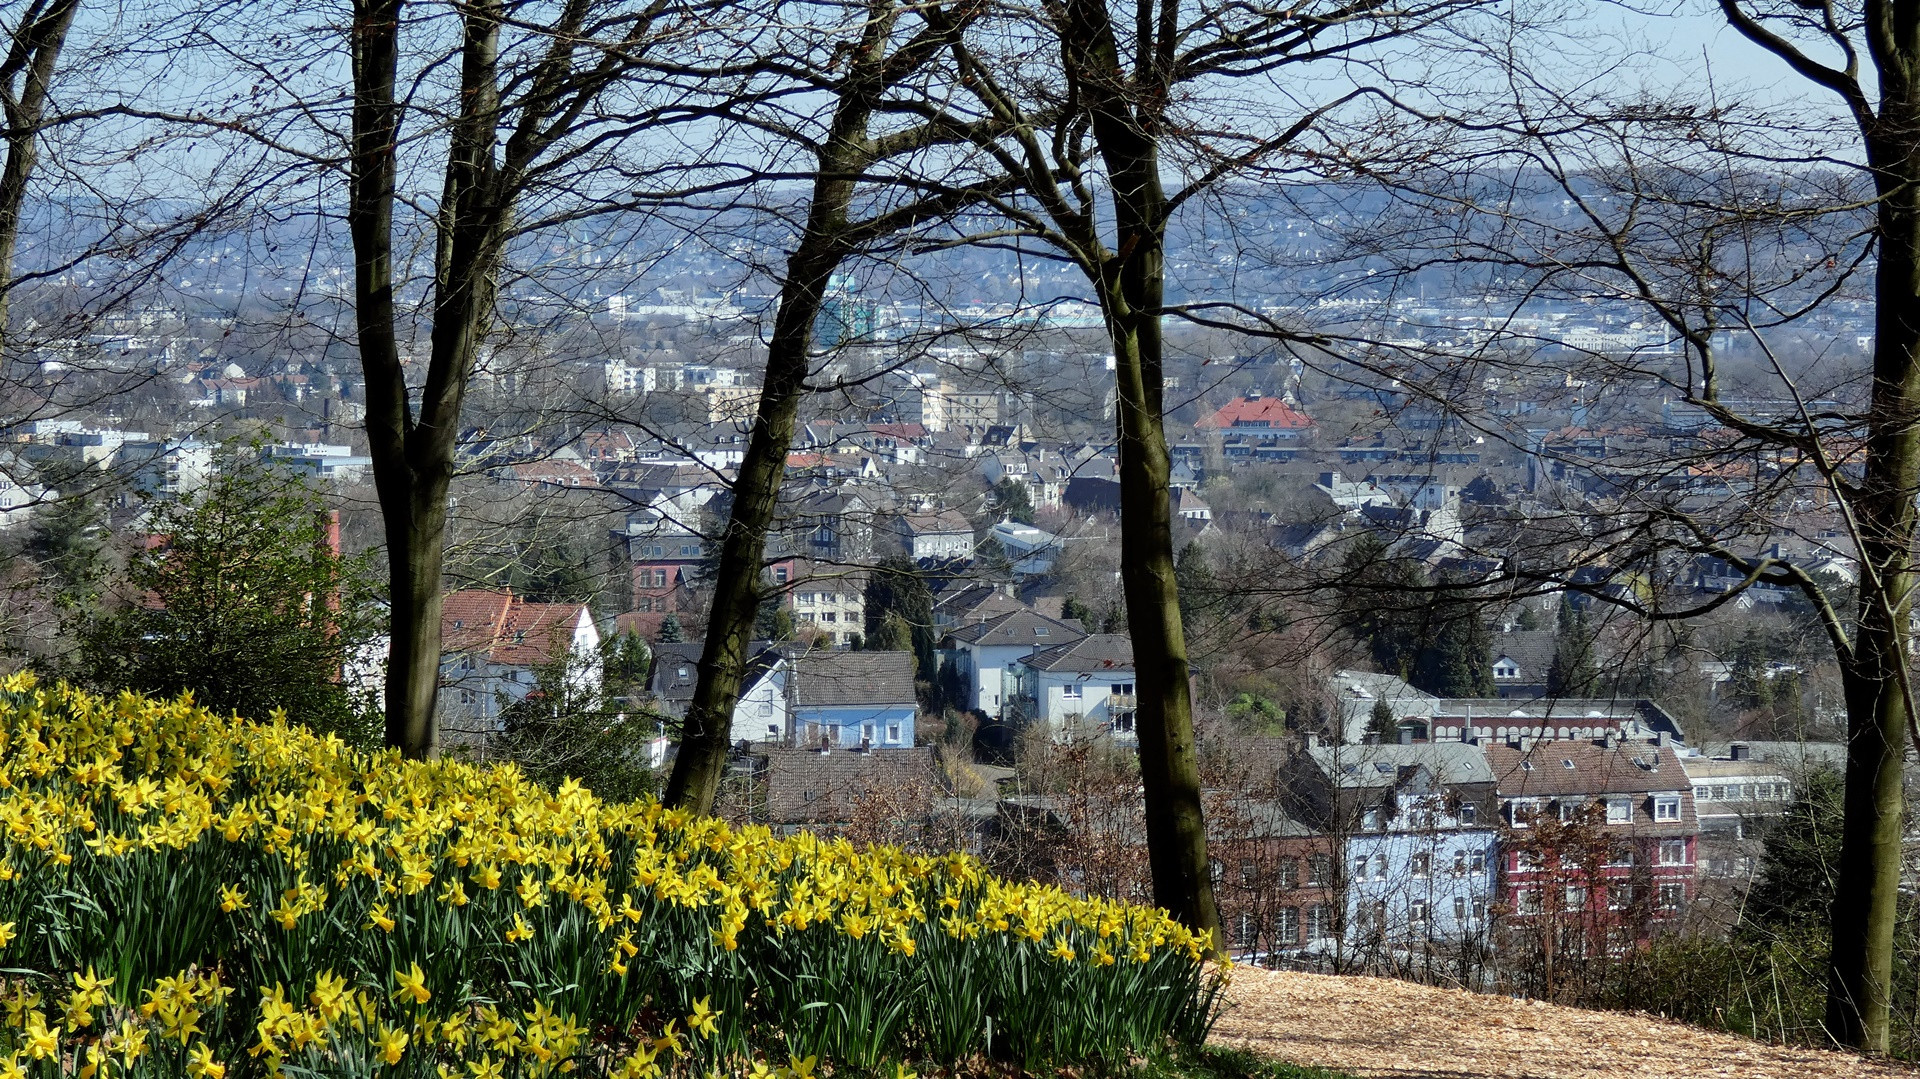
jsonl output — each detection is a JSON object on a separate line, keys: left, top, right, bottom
{"left": 1213, "top": 967, "right": 1918, "bottom": 1079}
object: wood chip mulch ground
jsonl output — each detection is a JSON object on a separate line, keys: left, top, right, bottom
{"left": 1210, "top": 966, "right": 1920, "bottom": 1079}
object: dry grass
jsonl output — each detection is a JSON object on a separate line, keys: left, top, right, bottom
{"left": 1211, "top": 966, "right": 1920, "bottom": 1079}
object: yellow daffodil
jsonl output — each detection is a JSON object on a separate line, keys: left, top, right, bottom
{"left": 392, "top": 962, "right": 431, "bottom": 1005}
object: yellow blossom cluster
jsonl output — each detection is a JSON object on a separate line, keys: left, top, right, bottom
{"left": 0, "top": 676, "right": 1217, "bottom": 1076}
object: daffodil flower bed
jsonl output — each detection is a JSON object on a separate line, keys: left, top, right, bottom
{"left": 0, "top": 678, "right": 1221, "bottom": 1077}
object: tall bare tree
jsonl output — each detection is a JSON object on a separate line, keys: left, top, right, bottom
{"left": 663, "top": 0, "right": 1022, "bottom": 811}
{"left": 0, "top": 0, "right": 78, "bottom": 344}
{"left": 347, "top": 0, "right": 721, "bottom": 755}
{"left": 940, "top": 0, "right": 1486, "bottom": 947}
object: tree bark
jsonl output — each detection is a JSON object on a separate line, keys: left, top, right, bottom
{"left": 664, "top": 4, "right": 893, "bottom": 812}
{"left": 1060, "top": 0, "right": 1222, "bottom": 948}
{"left": 0, "top": 0, "right": 79, "bottom": 346}
{"left": 1827, "top": 82, "right": 1920, "bottom": 1051}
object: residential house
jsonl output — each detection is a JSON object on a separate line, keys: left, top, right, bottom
{"left": 613, "top": 511, "right": 705, "bottom": 614}
{"left": 930, "top": 582, "right": 1026, "bottom": 635}
{"left": 1016, "top": 633, "right": 1137, "bottom": 740}
{"left": 940, "top": 608, "right": 1085, "bottom": 717}
{"left": 1420, "top": 698, "right": 1686, "bottom": 746}
{"left": 438, "top": 589, "right": 601, "bottom": 745}
{"left": 1329, "top": 669, "right": 1437, "bottom": 744}
{"left": 789, "top": 650, "right": 918, "bottom": 749}
{"left": 1681, "top": 741, "right": 1832, "bottom": 885}
{"left": 1488, "top": 630, "right": 1557, "bottom": 698}
{"left": 762, "top": 746, "right": 938, "bottom": 832}
{"left": 1286, "top": 740, "right": 1499, "bottom": 951}
{"left": 785, "top": 562, "right": 866, "bottom": 647}
{"left": 1207, "top": 798, "right": 1343, "bottom": 959}
{"left": 646, "top": 640, "right": 787, "bottom": 746}
{"left": 1486, "top": 734, "right": 1699, "bottom": 951}
{"left": 896, "top": 509, "right": 975, "bottom": 564}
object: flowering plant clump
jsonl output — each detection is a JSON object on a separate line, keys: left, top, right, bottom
{"left": 0, "top": 677, "right": 1221, "bottom": 1077}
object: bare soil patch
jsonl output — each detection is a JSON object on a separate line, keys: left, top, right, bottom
{"left": 1211, "top": 966, "right": 1919, "bottom": 1079}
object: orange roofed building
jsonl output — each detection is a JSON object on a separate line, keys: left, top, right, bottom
{"left": 437, "top": 588, "right": 600, "bottom": 746}
{"left": 1198, "top": 392, "right": 1314, "bottom": 432}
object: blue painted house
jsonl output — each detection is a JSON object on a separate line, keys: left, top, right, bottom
{"left": 790, "top": 650, "right": 918, "bottom": 749}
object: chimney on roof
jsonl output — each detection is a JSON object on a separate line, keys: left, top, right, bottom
{"left": 1730, "top": 742, "right": 1751, "bottom": 761}
{"left": 1603, "top": 730, "right": 1619, "bottom": 750}
{"left": 1364, "top": 732, "right": 1381, "bottom": 746}
{"left": 1655, "top": 731, "right": 1670, "bottom": 748}
{"left": 1305, "top": 731, "right": 1320, "bottom": 749}
{"left": 1518, "top": 735, "right": 1534, "bottom": 754}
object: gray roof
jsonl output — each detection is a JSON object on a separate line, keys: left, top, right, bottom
{"left": 1024, "top": 633, "right": 1134, "bottom": 674}
{"left": 1306, "top": 742, "right": 1496, "bottom": 788}
{"left": 1490, "top": 630, "right": 1556, "bottom": 679}
{"left": 648, "top": 640, "right": 782, "bottom": 705}
{"left": 1695, "top": 741, "right": 1847, "bottom": 771}
{"left": 944, "top": 608, "right": 1084, "bottom": 649}
{"left": 763, "top": 747, "right": 935, "bottom": 823}
{"left": 790, "top": 650, "right": 917, "bottom": 708}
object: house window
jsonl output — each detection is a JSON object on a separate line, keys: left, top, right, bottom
{"left": 1659, "top": 839, "right": 1687, "bottom": 866}
{"left": 1306, "top": 903, "right": 1335, "bottom": 939}
{"left": 1235, "top": 914, "right": 1255, "bottom": 947}
{"left": 1409, "top": 900, "right": 1430, "bottom": 931}
{"left": 1558, "top": 801, "right": 1580, "bottom": 822}
{"left": 886, "top": 724, "right": 901, "bottom": 742}
{"left": 1506, "top": 799, "right": 1538, "bottom": 827}
{"left": 1362, "top": 807, "right": 1382, "bottom": 829}
{"left": 1353, "top": 855, "right": 1369, "bottom": 882}
{"left": 1470, "top": 849, "right": 1486, "bottom": 874}
{"left": 1606, "top": 798, "right": 1631, "bottom": 823}
{"left": 1454, "top": 896, "right": 1467, "bottom": 921}
{"left": 1371, "top": 854, "right": 1387, "bottom": 881}
{"left": 822, "top": 612, "right": 837, "bottom": 623}
{"left": 1370, "top": 901, "right": 1388, "bottom": 934}
{"left": 1412, "top": 853, "right": 1431, "bottom": 879}
{"left": 1452, "top": 850, "right": 1467, "bottom": 877}
{"left": 1610, "top": 883, "right": 1636, "bottom": 910}
{"left": 1062, "top": 685, "right": 1082, "bottom": 700}
{"left": 861, "top": 723, "right": 876, "bottom": 744}
{"left": 1307, "top": 854, "right": 1332, "bottom": 886}
{"left": 1564, "top": 885, "right": 1585, "bottom": 911}
{"left": 652, "top": 569, "right": 668, "bottom": 587}
{"left": 1459, "top": 803, "right": 1477, "bottom": 824}
{"left": 1653, "top": 795, "right": 1682, "bottom": 822}
{"left": 1276, "top": 906, "right": 1300, "bottom": 945}
{"left": 1278, "top": 857, "right": 1300, "bottom": 890}
{"left": 1516, "top": 890, "right": 1541, "bottom": 915}
{"left": 1113, "top": 711, "right": 1135, "bottom": 733}
{"left": 774, "top": 567, "right": 789, "bottom": 583}
{"left": 1657, "top": 883, "right": 1686, "bottom": 910}
{"left": 1240, "top": 860, "right": 1258, "bottom": 885}
{"left": 1112, "top": 683, "right": 1134, "bottom": 696}
{"left": 759, "top": 701, "right": 774, "bottom": 717}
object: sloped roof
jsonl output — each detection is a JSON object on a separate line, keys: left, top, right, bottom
{"left": 945, "top": 608, "right": 1084, "bottom": 649}
{"left": 1305, "top": 742, "right": 1495, "bottom": 788}
{"left": 1484, "top": 740, "right": 1689, "bottom": 797}
{"left": 1491, "top": 630, "right": 1557, "bottom": 679}
{"left": 1024, "top": 633, "right": 1134, "bottom": 674}
{"left": 932, "top": 584, "right": 1025, "bottom": 626}
{"left": 647, "top": 640, "right": 782, "bottom": 704}
{"left": 901, "top": 509, "right": 972, "bottom": 536}
{"left": 764, "top": 747, "right": 936, "bottom": 823}
{"left": 441, "top": 589, "right": 589, "bottom": 667}
{"left": 790, "top": 651, "right": 916, "bottom": 708}
{"left": 1199, "top": 396, "right": 1313, "bottom": 430}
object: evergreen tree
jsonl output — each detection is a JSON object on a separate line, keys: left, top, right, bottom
{"left": 656, "top": 614, "right": 684, "bottom": 644}
{"left": 991, "top": 477, "right": 1035, "bottom": 525}
{"left": 1747, "top": 768, "right": 1844, "bottom": 928}
{"left": 1726, "top": 630, "right": 1774, "bottom": 712}
{"left": 863, "top": 556, "right": 936, "bottom": 678}
{"left": 70, "top": 456, "right": 385, "bottom": 745}
{"left": 1547, "top": 597, "right": 1599, "bottom": 697}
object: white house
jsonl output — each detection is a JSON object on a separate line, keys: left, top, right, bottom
{"left": 647, "top": 640, "right": 789, "bottom": 745}
{"left": 897, "top": 509, "right": 975, "bottom": 563}
{"left": 939, "top": 608, "right": 1085, "bottom": 717}
{"left": 437, "top": 589, "right": 602, "bottom": 745}
{"left": 1017, "top": 633, "right": 1137, "bottom": 740}
{"left": 989, "top": 519, "right": 1059, "bottom": 577}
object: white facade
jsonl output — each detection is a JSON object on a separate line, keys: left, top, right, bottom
{"left": 728, "top": 664, "right": 789, "bottom": 746}
{"left": 989, "top": 520, "right": 1059, "bottom": 576}
{"left": 438, "top": 607, "right": 601, "bottom": 735}
{"left": 1029, "top": 669, "right": 1137, "bottom": 739}
{"left": 1344, "top": 793, "right": 1497, "bottom": 947}
{"left": 793, "top": 584, "right": 864, "bottom": 647}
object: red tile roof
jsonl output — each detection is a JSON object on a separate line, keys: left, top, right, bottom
{"left": 442, "top": 589, "right": 589, "bottom": 667}
{"left": 1199, "top": 396, "right": 1313, "bottom": 430}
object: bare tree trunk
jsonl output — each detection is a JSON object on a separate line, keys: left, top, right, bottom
{"left": 663, "top": 239, "right": 840, "bottom": 809}
{"left": 1064, "top": 0, "right": 1221, "bottom": 949}
{"left": 1828, "top": 113, "right": 1920, "bottom": 1052}
{"left": 0, "top": 0, "right": 78, "bottom": 346}
{"left": 664, "top": 0, "right": 994, "bottom": 811}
